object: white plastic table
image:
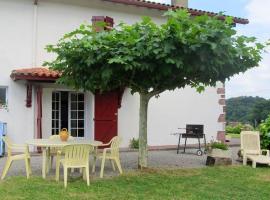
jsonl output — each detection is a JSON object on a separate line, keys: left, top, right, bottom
{"left": 26, "top": 138, "right": 102, "bottom": 179}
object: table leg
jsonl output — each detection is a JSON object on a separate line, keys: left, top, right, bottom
{"left": 177, "top": 134, "right": 181, "bottom": 154}
{"left": 183, "top": 137, "right": 187, "bottom": 153}
{"left": 42, "top": 147, "right": 47, "bottom": 179}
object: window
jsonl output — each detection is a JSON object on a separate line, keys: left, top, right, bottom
{"left": 0, "top": 87, "right": 7, "bottom": 107}
{"left": 51, "top": 91, "right": 85, "bottom": 137}
{"left": 70, "top": 93, "right": 85, "bottom": 137}
{"left": 52, "top": 92, "right": 61, "bottom": 135}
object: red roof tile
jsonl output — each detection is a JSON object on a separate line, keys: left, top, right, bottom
{"left": 104, "top": 0, "right": 249, "bottom": 24}
{"left": 10, "top": 67, "right": 60, "bottom": 81}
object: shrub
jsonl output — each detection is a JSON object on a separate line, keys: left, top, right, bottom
{"left": 206, "top": 141, "right": 229, "bottom": 151}
{"left": 130, "top": 138, "right": 139, "bottom": 149}
{"left": 210, "top": 142, "right": 229, "bottom": 150}
{"left": 226, "top": 124, "right": 243, "bottom": 134}
{"left": 259, "top": 115, "right": 270, "bottom": 149}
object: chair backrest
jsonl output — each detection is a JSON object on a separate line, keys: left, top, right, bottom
{"left": 241, "top": 131, "right": 261, "bottom": 155}
{"left": 63, "top": 144, "right": 93, "bottom": 164}
{"left": 2, "top": 136, "right": 14, "bottom": 156}
{"left": 110, "top": 136, "right": 121, "bottom": 157}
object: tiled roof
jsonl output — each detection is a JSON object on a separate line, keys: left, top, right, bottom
{"left": 10, "top": 67, "right": 60, "bottom": 81}
{"left": 104, "top": 0, "right": 249, "bottom": 24}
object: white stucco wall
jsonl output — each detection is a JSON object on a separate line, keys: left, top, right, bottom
{"left": 0, "top": 0, "right": 224, "bottom": 148}
{"left": 118, "top": 85, "right": 223, "bottom": 147}
{"left": 0, "top": 0, "right": 35, "bottom": 144}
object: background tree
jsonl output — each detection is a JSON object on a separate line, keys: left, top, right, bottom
{"left": 226, "top": 96, "right": 266, "bottom": 123}
{"left": 226, "top": 96, "right": 270, "bottom": 126}
{"left": 250, "top": 100, "right": 270, "bottom": 125}
{"left": 45, "top": 10, "right": 267, "bottom": 168}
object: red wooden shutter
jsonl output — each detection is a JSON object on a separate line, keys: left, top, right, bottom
{"left": 94, "top": 91, "right": 118, "bottom": 144}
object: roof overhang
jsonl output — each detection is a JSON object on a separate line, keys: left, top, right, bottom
{"left": 103, "top": 0, "right": 249, "bottom": 24}
{"left": 10, "top": 67, "right": 60, "bottom": 82}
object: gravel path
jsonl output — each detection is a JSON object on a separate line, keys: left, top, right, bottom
{"left": 0, "top": 147, "right": 241, "bottom": 179}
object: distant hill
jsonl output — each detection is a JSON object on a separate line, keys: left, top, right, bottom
{"left": 226, "top": 96, "right": 269, "bottom": 124}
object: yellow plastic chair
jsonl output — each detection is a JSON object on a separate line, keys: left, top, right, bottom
{"left": 55, "top": 144, "right": 93, "bottom": 188}
{"left": 47, "top": 135, "right": 74, "bottom": 171}
{"left": 241, "top": 131, "right": 270, "bottom": 168}
{"left": 92, "top": 136, "right": 123, "bottom": 178}
{"left": 1, "top": 136, "right": 31, "bottom": 180}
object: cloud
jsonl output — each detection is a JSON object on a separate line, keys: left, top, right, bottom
{"left": 245, "top": 0, "right": 270, "bottom": 25}
{"left": 226, "top": 55, "right": 270, "bottom": 98}
{"left": 226, "top": 0, "right": 270, "bottom": 99}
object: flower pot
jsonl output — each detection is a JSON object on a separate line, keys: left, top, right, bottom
{"left": 208, "top": 148, "right": 231, "bottom": 158}
{"left": 59, "top": 128, "right": 69, "bottom": 142}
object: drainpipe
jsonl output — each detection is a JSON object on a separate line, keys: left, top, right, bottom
{"left": 171, "top": 0, "right": 188, "bottom": 8}
{"left": 32, "top": 0, "right": 39, "bottom": 151}
{"left": 32, "top": 0, "right": 38, "bottom": 67}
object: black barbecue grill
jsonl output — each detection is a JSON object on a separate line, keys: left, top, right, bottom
{"left": 176, "top": 124, "right": 206, "bottom": 156}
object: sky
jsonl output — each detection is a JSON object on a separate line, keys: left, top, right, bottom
{"left": 152, "top": 0, "right": 270, "bottom": 99}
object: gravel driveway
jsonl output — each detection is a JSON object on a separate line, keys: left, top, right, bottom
{"left": 0, "top": 146, "right": 241, "bottom": 179}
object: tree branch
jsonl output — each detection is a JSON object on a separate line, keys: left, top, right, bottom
{"left": 148, "top": 89, "right": 165, "bottom": 98}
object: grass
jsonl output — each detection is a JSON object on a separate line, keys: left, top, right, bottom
{"left": 0, "top": 166, "right": 270, "bottom": 200}
{"left": 227, "top": 133, "right": 241, "bottom": 138}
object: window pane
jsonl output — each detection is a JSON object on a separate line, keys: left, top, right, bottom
{"left": 71, "top": 102, "right": 77, "bottom": 110}
{"left": 55, "top": 111, "right": 59, "bottom": 119}
{"left": 78, "top": 94, "right": 84, "bottom": 101}
{"left": 56, "top": 120, "right": 59, "bottom": 128}
{"left": 71, "top": 120, "right": 77, "bottom": 128}
{"left": 52, "top": 111, "right": 55, "bottom": 119}
{"left": 55, "top": 103, "right": 59, "bottom": 110}
{"left": 78, "top": 129, "right": 84, "bottom": 137}
{"left": 78, "top": 102, "right": 84, "bottom": 110}
{"left": 52, "top": 92, "right": 56, "bottom": 100}
{"left": 71, "top": 94, "right": 77, "bottom": 101}
{"left": 56, "top": 93, "right": 60, "bottom": 101}
{"left": 78, "top": 111, "right": 84, "bottom": 119}
{"left": 52, "top": 120, "right": 56, "bottom": 128}
{"left": 71, "top": 111, "right": 77, "bottom": 119}
{"left": 78, "top": 120, "right": 84, "bottom": 128}
{"left": 71, "top": 129, "right": 77, "bottom": 137}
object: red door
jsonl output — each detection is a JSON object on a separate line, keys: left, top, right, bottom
{"left": 94, "top": 91, "right": 118, "bottom": 144}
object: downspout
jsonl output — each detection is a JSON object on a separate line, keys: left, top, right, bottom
{"left": 32, "top": 0, "right": 38, "bottom": 67}
{"left": 32, "top": 0, "right": 39, "bottom": 151}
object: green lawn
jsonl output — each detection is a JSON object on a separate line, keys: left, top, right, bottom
{"left": 0, "top": 166, "right": 270, "bottom": 200}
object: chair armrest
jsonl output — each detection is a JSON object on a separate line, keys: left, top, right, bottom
{"left": 10, "top": 144, "right": 27, "bottom": 149}
{"left": 98, "top": 142, "right": 111, "bottom": 147}
{"left": 9, "top": 144, "right": 30, "bottom": 155}
{"left": 261, "top": 149, "right": 270, "bottom": 156}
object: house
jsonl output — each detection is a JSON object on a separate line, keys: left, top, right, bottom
{"left": 0, "top": 0, "right": 247, "bottom": 149}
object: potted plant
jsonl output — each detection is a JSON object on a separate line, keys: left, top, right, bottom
{"left": 129, "top": 138, "right": 139, "bottom": 150}
{"left": 206, "top": 141, "right": 231, "bottom": 158}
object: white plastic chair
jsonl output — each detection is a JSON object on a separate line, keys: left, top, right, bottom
{"left": 55, "top": 144, "right": 93, "bottom": 188}
{"left": 47, "top": 135, "right": 74, "bottom": 171}
{"left": 92, "top": 136, "right": 123, "bottom": 178}
{"left": 1, "top": 136, "right": 31, "bottom": 179}
{"left": 241, "top": 131, "right": 270, "bottom": 168}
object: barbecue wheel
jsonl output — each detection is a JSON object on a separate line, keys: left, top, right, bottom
{"left": 197, "top": 150, "right": 203, "bottom": 156}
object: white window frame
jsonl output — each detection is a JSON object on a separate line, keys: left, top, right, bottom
{"left": 51, "top": 91, "right": 61, "bottom": 135}
{"left": 69, "top": 92, "right": 85, "bottom": 138}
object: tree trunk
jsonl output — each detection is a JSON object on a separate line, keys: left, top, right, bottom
{"left": 138, "top": 93, "right": 150, "bottom": 169}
